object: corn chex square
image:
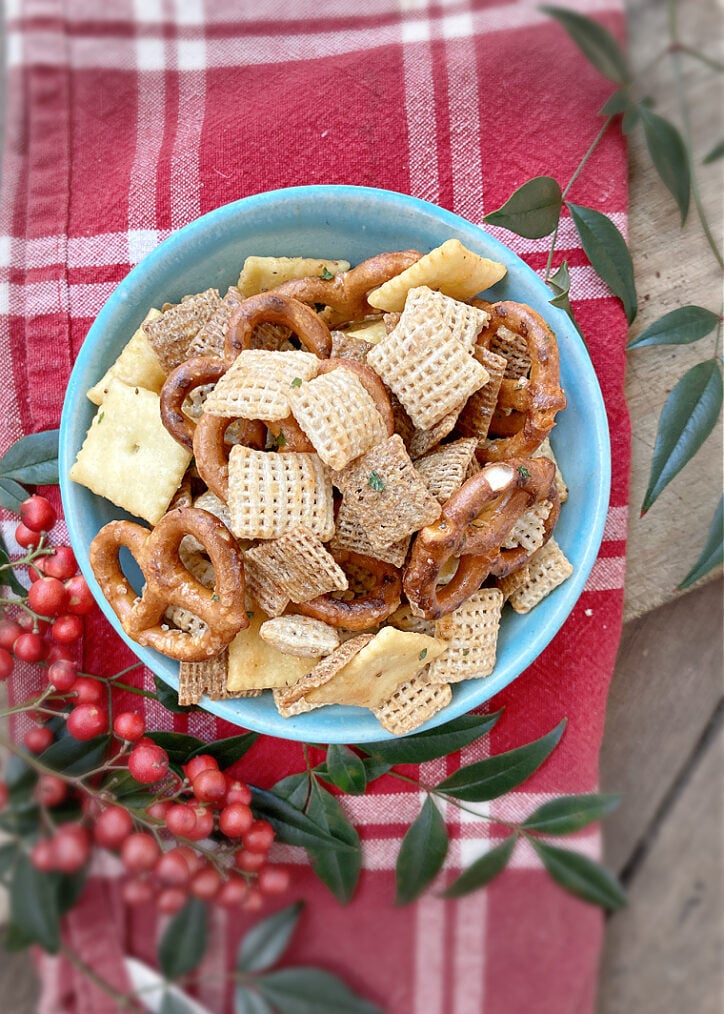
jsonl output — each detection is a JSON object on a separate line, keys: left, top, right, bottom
{"left": 457, "top": 347, "right": 507, "bottom": 444}
{"left": 143, "top": 289, "right": 222, "bottom": 371}
{"left": 507, "top": 539, "right": 573, "bottom": 614}
{"left": 245, "top": 527, "right": 348, "bottom": 605}
{"left": 413, "top": 438, "right": 478, "bottom": 505}
{"left": 333, "top": 434, "right": 441, "bottom": 551}
{"left": 428, "top": 589, "right": 504, "bottom": 683}
{"left": 204, "top": 350, "right": 320, "bottom": 421}
{"left": 288, "top": 368, "right": 389, "bottom": 470}
{"left": 227, "top": 447, "right": 334, "bottom": 541}
{"left": 373, "top": 676, "right": 452, "bottom": 735}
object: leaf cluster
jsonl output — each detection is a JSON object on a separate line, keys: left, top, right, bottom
{"left": 0, "top": 429, "right": 59, "bottom": 512}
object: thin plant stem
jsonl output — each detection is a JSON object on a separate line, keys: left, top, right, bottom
{"left": 385, "top": 768, "right": 520, "bottom": 830}
{"left": 59, "top": 942, "right": 140, "bottom": 1011}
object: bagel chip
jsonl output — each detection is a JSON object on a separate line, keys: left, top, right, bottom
{"left": 260, "top": 616, "right": 340, "bottom": 658}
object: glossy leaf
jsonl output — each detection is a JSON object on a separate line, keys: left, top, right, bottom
{"left": 160, "top": 991, "right": 205, "bottom": 1014}
{"left": 38, "top": 734, "right": 110, "bottom": 776}
{"left": 104, "top": 769, "right": 155, "bottom": 807}
{"left": 188, "top": 732, "right": 258, "bottom": 766}
{"left": 0, "top": 429, "right": 60, "bottom": 485}
{"left": 153, "top": 676, "right": 198, "bottom": 714}
{"left": 3, "top": 921, "right": 35, "bottom": 951}
{"left": 0, "top": 532, "right": 26, "bottom": 596}
{"left": 272, "top": 772, "right": 310, "bottom": 809}
{"left": 237, "top": 902, "right": 303, "bottom": 973}
{"left": 437, "top": 719, "right": 566, "bottom": 801}
{"left": 146, "top": 732, "right": 205, "bottom": 765}
{"left": 703, "top": 138, "right": 724, "bottom": 164}
{"left": 55, "top": 867, "right": 89, "bottom": 915}
{"left": 234, "top": 988, "right": 274, "bottom": 1014}
{"left": 362, "top": 757, "right": 392, "bottom": 782}
{"left": 642, "top": 360, "right": 723, "bottom": 514}
{"left": 522, "top": 793, "right": 621, "bottom": 834}
{"left": 250, "top": 786, "right": 357, "bottom": 854}
{"left": 530, "top": 839, "right": 627, "bottom": 909}
{"left": 306, "top": 781, "right": 362, "bottom": 904}
{"left": 678, "top": 496, "right": 723, "bottom": 590}
{"left": 10, "top": 852, "right": 60, "bottom": 953}
{"left": 627, "top": 305, "right": 720, "bottom": 350}
{"left": 547, "top": 260, "right": 570, "bottom": 299}
{"left": 0, "top": 841, "right": 19, "bottom": 879}
{"left": 158, "top": 897, "right": 208, "bottom": 980}
{"left": 362, "top": 709, "right": 503, "bottom": 766}
{"left": 541, "top": 6, "right": 629, "bottom": 83}
{"left": 395, "top": 796, "right": 449, "bottom": 905}
{"left": 599, "top": 88, "right": 640, "bottom": 133}
{"left": 325, "top": 745, "right": 367, "bottom": 795}
{"left": 639, "top": 107, "right": 690, "bottom": 223}
{"left": 443, "top": 835, "right": 517, "bottom": 899}
{"left": 0, "top": 477, "right": 28, "bottom": 513}
{"left": 257, "top": 967, "right": 383, "bottom": 1014}
{"left": 567, "top": 202, "right": 637, "bottom": 323}
{"left": 483, "top": 177, "right": 562, "bottom": 239}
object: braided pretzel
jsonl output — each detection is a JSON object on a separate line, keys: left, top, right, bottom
{"left": 269, "top": 250, "right": 423, "bottom": 327}
{"left": 294, "top": 550, "right": 402, "bottom": 631}
{"left": 475, "top": 302, "right": 566, "bottom": 462}
{"left": 193, "top": 414, "right": 266, "bottom": 501}
{"left": 160, "top": 355, "right": 226, "bottom": 450}
{"left": 90, "top": 507, "right": 248, "bottom": 661}
{"left": 403, "top": 457, "right": 559, "bottom": 619}
{"left": 225, "top": 292, "right": 332, "bottom": 362}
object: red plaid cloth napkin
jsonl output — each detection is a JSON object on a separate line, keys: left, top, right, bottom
{"left": 1, "top": 1, "right": 630, "bottom": 1011}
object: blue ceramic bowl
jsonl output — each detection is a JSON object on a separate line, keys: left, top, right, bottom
{"left": 59, "top": 185, "right": 610, "bottom": 744}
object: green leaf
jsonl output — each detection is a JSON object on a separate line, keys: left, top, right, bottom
{"left": 145, "top": 732, "right": 205, "bottom": 765}
{"left": 159, "top": 989, "right": 205, "bottom": 1014}
{"left": 188, "top": 732, "right": 259, "bottom": 766}
{"left": 567, "top": 202, "right": 637, "bottom": 323}
{"left": 703, "top": 138, "right": 724, "bottom": 164}
{"left": 10, "top": 852, "right": 60, "bottom": 953}
{"left": 678, "top": 496, "right": 723, "bottom": 589}
{"left": 3, "top": 921, "right": 35, "bottom": 951}
{"left": 38, "top": 734, "right": 110, "bottom": 776}
{"left": 0, "top": 531, "right": 26, "bottom": 596}
{"left": 599, "top": 88, "right": 639, "bottom": 132}
{"left": 0, "top": 477, "right": 28, "bottom": 513}
{"left": 530, "top": 839, "right": 627, "bottom": 909}
{"left": 639, "top": 107, "right": 690, "bottom": 223}
{"left": 483, "top": 177, "right": 562, "bottom": 239}
{"left": 443, "top": 835, "right": 517, "bottom": 899}
{"left": 395, "top": 796, "right": 449, "bottom": 905}
{"left": 362, "top": 709, "right": 503, "bottom": 765}
{"left": 104, "top": 769, "right": 156, "bottom": 807}
{"left": 540, "top": 6, "right": 629, "bottom": 83}
{"left": 547, "top": 260, "right": 570, "bottom": 298}
{"left": 305, "top": 781, "right": 362, "bottom": 904}
{"left": 234, "top": 987, "right": 274, "bottom": 1014}
{"left": 257, "top": 967, "right": 383, "bottom": 1014}
{"left": 325, "top": 745, "right": 367, "bottom": 795}
{"left": 54, "top": 867, "right": 89, "bottom": 915}
{"left": 362, "top": 757, "right": 392, "bottom": 782}
{"left": 158, "top": 897, "right": 208, "bottom": 980}
{"left": 627, "top": 305, "right": 720, "bottom": 350}
{"left": 272, "top": 772, "right": 310, "bottom": 809}
{"left": 642, "top": 360, "right": 723, "bottom": 514}
{"left": 250, "top": 786, "right": 358, "bottom": 854}
{"left": 522, "top": 793, "right": 621, "bottom": 834}
{"left": 237, "top": 902, "right": 303, "bottom": 973}
{"left": 0, "top": 429, "right": 60, "bottom": 485}
{"left": 153, "top": 676, "right": 198, "bottom": 714}
{"left": 437, "top": 719, "right": 566, "bottom": 802}
{"left": 0, "top": 841, "right": 19, "bottom": 879}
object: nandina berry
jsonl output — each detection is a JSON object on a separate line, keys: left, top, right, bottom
{"left": 190, "top": 865, "right": 222, "bottom": 900}
{"left": 67, "top": 703, "right": 108, "bottom": 740}
{"left": 218, "top": 803, "right": 253, "bottom": 838}
{"left": 165, "top": 804, "right": 198, "bottom": 837}
{"left": 217, "top": 874, "right": 249, "bottom": 908}
{"left": 51, "top": 614, "right": 84, "bottom": 644}
{"left": 52, "top": 823, "right": 91, "bottom": 873}
{"left": 30, "top": 839, "right": 56, "bottom": 872}
{"left": 121, "top": 832, "right": 161, "bottom": 873}
{"left": 47, "top": 658, "right": 78, "bottom": 692}
{"left": 184, "top": 754, "right": 219, "bottom": 781}
{"left": 224, "top": 777, "right": 252, "bottom": 806}
{"left": 113, "top": 711, "right": 145, "bottom": 742}
{"left": 34, "top": 774, "right": 68, "bottom": 807}
{"left": 0, "top": 618, "right": 24, "bottom": 651}
{"left": 23, "top": 725, "right": 54, "bottom": 753}
{"left": 43, "top": 545, "right": 77, "bottom": 581}
{"left": 128, "top": 743, "right": 169, "bottom": 785}
{"left": 174, "top": 846, "right": 203, "bottom": 876}
{"left": 146, "top": 799, "right": 172, "bottom": 822}
{"left": 14, "top": 522, "right": 40, "bottom": 549}
{"left": 0, "top": 781, "right": 10, "bottom": 810}
{"left": 94, "top": 806, "right": 133, "bottom": 849}
{"left": 20, "top": 495, "right": 56, "bottom": 533}
{"left": 70, "top": 676, "right": 104, "bottom": 705}
{"left": 18, "top": 612, "right": 50, "bottom": 635}
{"left": 64, "top": 575, "right": 95, "bottom": 615}
{"left": 241, "top": 887, "right": 264, "bottom": 912}
{"left": 242, "top": 820, "right": 275, "bottom": 854}
{"left": 157, "top": 887, "right": 188, "bottom": 915}
{"left": 121, "top": 877, "right": 155, "bottom": 906}
{"left": 0, "top": 648, "right": 13, "bottom": 680}
{"left": 13, "top": 631, "right": 47, "bottom": 663}
{"left": 191, "top": 768, "right": 227, "bottom": 805}
{"left": 27, "top": 577, "right": 68, "bottom": 618}
{"left": 234, "top": 848, "right": 266, "bottom": 873}
{"left": 155, "top": 849, "right": 191, "bottom": 886}
{"left": 257, "top": 865, "right": 291, "bottom": 896}
{"left": 184, "top": 805, "right": 214, "bottom": 841}
{"left": 46, "top": 643, "right": 75, "bottom": 664}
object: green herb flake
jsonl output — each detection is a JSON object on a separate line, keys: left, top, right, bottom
{"left": 517, "top": 465, "right": 531, "bottom": 480}
{"left": 275, "top": 431, "right": 287, "bottom": 449}
{"left": 246, "top": 610, "right": 254, "bottom": 619}
{"left": 419, "top": 648, "right": 428, "bottom": 661}
{"left": 290, "top": 377, "right": 303, "bottom": 388}
{"left": 367, "top": 471, "right": 385, "bottom": 492}
{"left": 211, "top": 593, "right": 220, "bottom": 602}
{"left": 320, "top": 266, "right": 334, "bottom": 280}
{"left": 97, "top": 411, "right": 104, "bottom": 424}
{"left": 462, "top": 648, "right": 470, "bottom": 657}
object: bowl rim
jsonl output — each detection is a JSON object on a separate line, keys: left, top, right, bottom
{"left": 59, "top": 184, "right": 611, "bottom": 743}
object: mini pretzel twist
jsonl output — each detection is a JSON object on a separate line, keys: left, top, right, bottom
{"left": 90, "top": 507, "right": 248, "bottom": 661}
{"left": 160, "top": 355, "right": 226, "bottom": 451}
{"left": 225, "top": 292, "right": 333, "bottom": 362}
{"left": 403, "top": 457, "right": 559, "bottom": 619}
{"left": 193, "top": 415, "right": 266, "bottom": 501}
{"left": 294, "top": 550, "right": 402, "bottom": 631}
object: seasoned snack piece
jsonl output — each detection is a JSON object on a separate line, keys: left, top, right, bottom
{"left": 496, "top": 563, "right": 531, "bottom": 602}
{"left": 413, "top": 438, "right": 478, "bottom": 505}
{"left": 532, "top": 437, "right": 568, "bottom": 503}
{"left": 70, "top": 379, "right": 192, "bottom": 526}
{"left": 259, "top": 616, "right": 340, "bottom": 658}
{"left": 160, "top": 355, "right": 227, "bottom": 450}
{"left": 143, "top": 289, "right": 222, "bottom": 371}
{"left": 227, "top": 608, "right": 320, "bottom": 692}
{"left": 203, "top": 349, "right": 320, "bottom": 421}
{"left": 237, "top": 256, "right": 350, "bottom": 298}
{"left": 333, "top": 435, "right": 441, "bottom": 551}
{"left": 408, "top": 406, "right": 463, "bottom": 458}
{"left": 367, "top": 240, "right": 507, "bottom": 312}
{"left": 225, "top": 292, "right": 332, "bottom": 362}
{"left": 372, "top": 677, "right": 452, "bottom": 735}
{"left": 89, "top": 507, "right": 248, "bottom": 661}
{"left": 427, "top": 589, "right": 504, "bottom": 683}
{"left": 339, "top": 319, "right": 387, "bottom": 345}
{"left": 502, "top": 499, "right": 554, "bottom": 555}
{"left": 457, "top": 347, "right": 507, "bottom": 445}
{"left": 193, "top": 414, "right": 266, "bottom": 502}
{"left": 506, "top": 538, "right": 573, "bottom": 614}
{"left": 387, "top": 603, "right": 435, "bottom": 636}
{"left": 294, "top": 549, "right": 402, "bottom": 631}
{"left": 330, "top": 331, "right": 373, "bottom": 361}
{"left": 245, "top": 527, "right": 348, "bottom": 605}
{"left": 330, "top": 500, "right": 410, "bottom": 569}
{"left": 490, "top": 324, "right": 531, "bottom": 379}
{"left": 178, "top": 651, "right": 261, "bottom": 705}
{"left": 227, "top": 447, "right": 334, "bottom": 541}
{"left": 402, "top": 286, "right": 490, "bottom": 350}
{"left": 187, "top": 287, "right": 240, "bottom": 358}
{"left": 87, "top": 308, "right": 165, "bottom": 404}
{"left": 275, "top": 634, "right": 375, "bottom": 714}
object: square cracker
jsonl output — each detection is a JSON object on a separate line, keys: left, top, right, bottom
{"left": 237, "top": 256, "right": 350, "bottom": 298}
{"left": 226, "top": 608, "right": 320, "bottom": 693}
{"left": 203, "top": 350, "right": 320, "bottom": 421}
{"left": 333, "top": 434, "right": 441, "bottom": 551}
{"left": 372, "top": 676, "right": 452, "bottom": 735}
{"left": 413, "top": 438, "right": 478, "bottom": 505}
{"left": 276, "top": 633, "right": 375, "bottom": 712}
{"left": 143, "top": 289, "right": 222, "bottom": 371}
{"left": 178, "top": 651, "right": 262, "bottom": 705}
{"left": 69, "top": 379, "right": 192, "bottom": 525}
{"left": 87, "top": 308, "right": 165, "bottom": 404}
{"left": 227, "top": 447, "right": 334, "bottom": 541}
{"left": 507, "top": 538, "right": 573, "bottom": 614}
{"left": 427, "top": 589, "right": 504, "bottom": 684}
{"left": 245, "top": 527, "right": 348, "bottom": 605}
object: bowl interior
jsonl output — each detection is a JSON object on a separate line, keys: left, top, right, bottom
{"left": 59, "top": 185, "right": 610, "bottom": 743}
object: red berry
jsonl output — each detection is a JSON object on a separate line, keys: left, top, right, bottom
{"left": 192, "top": 768, "right": 227, "bottom": 805}
{"left": 15, "top": 522, "right": 40, "bottom": 549}
{"left": 67, "top": 703, "right": 108, "bottom": 740}
{"left": 0, "top": 619, "right": 23, "bottom": 651}
{"left": 190, "top": 866, "right": 222, "bottom": 900}
{"left": 257, "top": 866, "right": 291, "bottom": 896}
{"left": 0, "top": 781, "right": 9, "bottom": 810}
{"left": 121, "top": 832, "right": 160, "bottom": 873}
{"left": 18, "top": 612, "right": 50, "bottom": 635}
{"left": 224, "top": 777, "right": 252, "bottom": 806}
{"left": 31, "top": 839, "right": 56, "bottom": 872}
{"left": 13, "top": 631, "right": 47, "bottom": 663}
{"left": 184, "top": 805, "right": 214, "bottom": 841}
{"left": 64, "top": 575, "right": 96, "bottom": 615}
{"left": 0, "top": 647, "right": 13, "bottom": 680}
{"left": 156, "top": 849, "right": 191, "bottom": 886}
{"left": 43, "top": 545, "right": 77, "bottom": 581}
{"left": 23, "top": 726, "right": 54, "bottom": 753}
{"left": 217, "top": 875, "right": 249, "bottom": 908}
{"left": 146, "top": 799, "right": 172, "bottom": 822}
{"left": 165, "top": 804, "right": 198, "bottom": 837}
{"left": 241, "top": 887, "right": 264, "bottom": 912}
{"left": 121, "top": 877, "right": 156, "bottom": 906}
{"left": 184, "top": 754, "right": 219, "bottom": 781}
{"left": 128, "top": 743, "right": 169, "bottom": 785}
{"left": 113, "top": 711, "right": 145, "bottom": 742}
{"left": 71, "top": 676, "right": 104, "bottom": 705}
{"left": 219, "top": 803, "right": 253, "bottom": 838}
{"left": 51, "top": 614, "right": 84, "bottom": 644}
{"left": 174, "top": 846, "right": 204, "bottom": 876}
{"left": 243, "top": 820, "right": 275, "bottom": 854}
{"left": 47, "top": 659, "right": 77, "bottom": 692}
{"left": 28, "top": 577, "right": 69, "bottom": 617}
{"left": 34, "top": 774, "right": 68, "bottom": 807}
{"left": 234, "top": 848, "right": 266, "bottom": 873}
{"left": 20, "top": 495, "right": 56, "bottom": 533}
{"left": 157, "top": 887, "right": 188, "bottom": 915}
{"left": 94, "top": 806, "right": 133, "bottom": 849}
{"left": 52, "top": 823, "right": 90, "bottom": 873}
